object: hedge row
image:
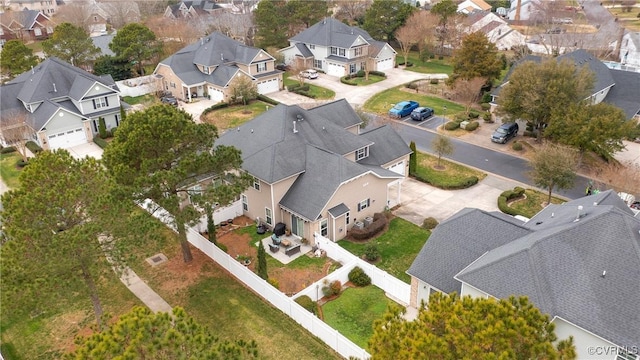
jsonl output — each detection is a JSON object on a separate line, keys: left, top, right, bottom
{"left": 201, "top": 102, "right": 229, "bottom": 116}
{"left": 93, "top": 136, "right": 108, "bottom": 149}
{"left": 349, "top": 212, "right": 388, "bottom": 240}
{"left": 26, "top": 141, "right": 43, "bottom": 154}
{"left": 257, "top": 94, "right": 279, "bottom": 105}
{"left": 294, "top": 295, "right": 317, "bottom": 315}
{"left": 413, "top": 172, "right": 479, "bottom": 190}
{"left": 0, "top": 146, "right": 16, "bottom": 154}
{"left": 497, "top": 187, "right": 526, "bottom": 216}
{"left": 340, "top": 70, "right": 387, "bottom": 85}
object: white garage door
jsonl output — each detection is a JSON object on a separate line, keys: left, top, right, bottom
{"left": 208, "top": 86, "right": 224, "bottom": 102}
{"left": 257, "top": 78, "right": 279, "bottom": 94}
{"left": 48, "top": 128, "right": 87, "bottom": 150}
{"left": 327, "top": 63, "right": 345, "bottom": 77}
{"left": 377, "top": 58, "right": 393, "bottom": 71}
{"left": 388, "top": 160, "right": 405, "bottom": 176}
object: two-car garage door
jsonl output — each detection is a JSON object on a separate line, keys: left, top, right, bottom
{"left": 377, "top": 58, "right": 394, "bottom": 71}
{"left": 257, "top": 78, "right": 279, "bottom": 94}
{"left": 48, "top": 128, "right": 87, "bottom": 150}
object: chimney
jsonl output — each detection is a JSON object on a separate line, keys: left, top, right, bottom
{"left": 52, "top": 83, "right": 57, "bottom": 93}
{"left": 293, "top": 120, "right": 298, "bottom": 134}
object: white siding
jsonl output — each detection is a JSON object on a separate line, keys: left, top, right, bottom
{"left": 553, "top": 317, "right": 619, "bottom": 360}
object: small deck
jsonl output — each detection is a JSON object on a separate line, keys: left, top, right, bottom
{"left": 259, "top": 234, "right": 313, "bottom": 264}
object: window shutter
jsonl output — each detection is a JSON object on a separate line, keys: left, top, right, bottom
{"left": 357, "top": 203, "right": 361, "bottom": 211}
{"left": 92, "top": 99, "right": 96, "bottom": 109}
{"left": 367, "top": 199, "right": 370, "bottom": 207}
{"left": 105, "top": 97, "right": 109, "bottom": 106}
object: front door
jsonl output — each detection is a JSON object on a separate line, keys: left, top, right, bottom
{"left": 291, "top": 214, "right": 304, "bottom": 237}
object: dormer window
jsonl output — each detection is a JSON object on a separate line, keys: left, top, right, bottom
{"left": 355, "top": 146, "right": 369, "bottom": 161}
{"left": 203, "top": 66, "right": 210, "bottom": 74}
{"left": 256, "top": 62, "right": 267, "bottom": 72}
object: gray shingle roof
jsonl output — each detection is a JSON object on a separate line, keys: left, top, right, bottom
{"left": 290, "top": 17, "right": 373, "bottom": 48}
{"left": 8, "top": 57, "right": 117, "bottom": 105}
{"left": 328, "top": 203, "right": 349, "bottom": 217}
{"left": 557, "top": 49, "right": 615, "bottom": 95}
{"left": 294, "top": 43, "right": 313, "bottom": 58}
{"left": 456, "top": 203, "right": 640, "bottom": 349}
{"left": 158, "top": 32, "right": 264, "bottom": 86}
{"left": 603, "top": 69, "right": 640, "bottom": 119}
{"left": 357, "top": 125, "right": 412, "bottom": 167}
{"left": 407, "top": 208, "right": 532, "bottom": 294}
{"left": 92, "top": 34, "right": 115, "bottom": 57}
{"left": 216, "top": 100, "right": 409, "bottom": 221}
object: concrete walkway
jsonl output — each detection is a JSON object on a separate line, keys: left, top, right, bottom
{"left": 119, "top": 268, "right": 172, "bottom": 313}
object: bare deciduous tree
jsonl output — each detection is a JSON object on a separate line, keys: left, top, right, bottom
{"left": 432, "top": 134, "right": 454, "bottom": 169}
{"left": 450, "top": 77, "right": 485, "bottom": 115}
{"left": 597, "top": 160, "right": 640, "bottom": 196}
{"left": 395, "top": 12, "right": 423, "bottom": 66}
{"left": 55, "top": 3, "right": 93, "bottom": 32}
{"left": 0, "top": 111, "right": 35, "bottom": 162}
{"left": 333, "top": 0, "right": 371, "bottom": 26}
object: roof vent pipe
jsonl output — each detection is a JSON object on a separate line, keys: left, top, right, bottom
{"left": 31, "top": 66, "right": 34, "bottom": 74}
{"left": 52, "top": 83, "right": 57, "bottom": 92}
{"left": 601, "top": 270, "right": 606, "bottom": 278}
{"left": 574, "top": 205, "right": 583, "bottom": 221}
{"left": 221, "top": 53, "right": 224, "bottom": 61}
{"left": 201, "top": 38, "right": 204, "bottom": 45}
{"left": 293, "top": 121, "right": 298, "bottom": 134}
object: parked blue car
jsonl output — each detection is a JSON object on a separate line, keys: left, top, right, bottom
{"left": 388, "top": 100, "right": 419, "bottom": 118}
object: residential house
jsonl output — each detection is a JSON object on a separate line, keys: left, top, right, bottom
{"left": 464, "top": 11, "right": 526, "bottom": 51}
{"left": 6, "top": 0, "right": 57, "bottom": 15}
{"left": 213, "top": 99, "right": 411, "bottom": 243}
{"left": 620, "top": 32, "right": 640, "bottom": 68}
{"left": 506, "top": 0, "right": 542, "bottom": 21}
{"left": 407, "top": 190, "right": 640, "bottom": 360}
{"left": 279, "top": 17, "right": 397, "bottom": 77}
{"left": 0, "top": 9, "right": 54, "bottom": 47}
{"left": 163, "top": 0, "right": 223, "bottom": 19}
{"left": 457, "top": 0, "right": 492, "bottom": 14}
{"left": 491, "top": 49, "right": 640, "bottom": 119}
{"left": 0, "top": 57, "right": 123, "bottom": 150}
{"left": 154, "top": 32, "right": 283, "bottom": 102}
{"left": 91, "top": 33, "right": 115, "bottom": 57}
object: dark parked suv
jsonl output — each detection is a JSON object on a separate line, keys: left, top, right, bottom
{"left": 410, "top": 107, "right": 434, "bottom": 121}
{"left": 491, "top": 122, "right": 519, "bottom": 144}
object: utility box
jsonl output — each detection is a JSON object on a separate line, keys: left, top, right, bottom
{"left": 364, "top": 216, "right": 373, "bottom": 227}
{"left": 354, "top": 221, "right": 364, "bottom": 229}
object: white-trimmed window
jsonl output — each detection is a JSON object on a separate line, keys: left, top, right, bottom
{"left": 309, "top": 44, "right": 315, "bottom": 50}
{"left": 203, "top": 66, "right": 210, "bottom": 74}
{"left": 188, "top": 184, "right": 202, "bottom": 203}
{"left": 339, "top": 48, "right": 346, "bottom": 56}
{"left": 265, "top": 208, "right": 273, "bottom": 225}
{"left": 355, "top": 146, "right": 369, "bottom": 161}
{"left": 256, "top": 62, "right": 267, "bottom": 72}
{"left": 330, "top": 47, "right": 337, "bottom": 55}
{"left": 92, "top": 97, "right": 108, "bottom": 109}
{"left": 320, "top": 219, "right": 328, "bottom": 236}
{"left": 241, "top": 194, "right": 248, "bottom": 211}
{"left": 345, "top": 211, "right": 350, "bottom": 225}
{"left": 350, "top": 63, "right": 356, "bottom": 74}
{"left": 354, "top": 47, "right": 363, "bottom": 56}
{"left": 357, "top": 199, "right": 370, "bottom": 212}
{"left": 313, "top": 59, "right": 322, "bottom": 68}
{"left": 253, "top": 177, "right": 260, "bottom": 191}
{"left": 34, "top": 27, "right": 42, "bottom": 36}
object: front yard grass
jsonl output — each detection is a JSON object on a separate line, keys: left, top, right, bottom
{"left": 122, "top": 94, "right": 157, "bottom": 106}
{"left": 606, "top": 6, "right": 640, "bottom": 31}
{"left": 0, "top": 152, "right": 22, "bottom": 189}
{"left": 508, "top": 189, "right": 566, "bottom": 218}
{"left": 363, "top": 86, "right": 465, "bottom": 117}
{"left": 339, "top": 217, "right": 429, "bottom": 283}
{"left": 322, "top": 286, "right": 394, "bottom": 349}
{"left": 201, "top": 100, "right": 271, "bottom": 130}
{"left": 414, "top": 151, "right": 487, "bottom": 190}
{"left": 283, "top": 76, "right": 335, "bottom": 99}
{"left": 403, "top": 53, "right": 453, "bottom": 75}
{"left": 347, "top": 74, "right": 386, "bottom": 86}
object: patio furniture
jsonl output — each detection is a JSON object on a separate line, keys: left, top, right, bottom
{"left": 281, "top": 239, "right": 291, "bottom": 247}
{"left": 269, "top": 243, "right": 279, "bottom": 253}
{"left": 271, "top": 234, "right": 281, "bottom": 245}
{"left": 285, "top": 244, "right": 301, "bottom": 256}
{"left": 274, "top": 222, "right": 286, "bottom": 237}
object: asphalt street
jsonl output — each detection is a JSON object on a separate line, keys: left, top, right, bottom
{"left": 366, "top": 116, "right": 590, "bottom": 200}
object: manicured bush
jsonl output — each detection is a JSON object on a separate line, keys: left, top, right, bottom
{"left": 17, "top": 159, "right": 29, "bottom": 168}
{"left": 294, "top": 89, "right": 315, "bottom": 98}
{"left": 322, "top": 280, "right": 342, "bottom": 297}
{"left": 25, "top": 141, "right": 42, "bottom": 154}
{"left": 348, "top": 212, "right": 388, "bottom": 240}
{"left": 268, "top": 277, "right": 279, "bottom": 289}
{"left": 369, "top": 70, "right": 386, "bottom": 77}
{"left": 294, "top": 295, "right": 317, "bottom": 314}
{"left": 406, "top": 82, "right": 418, "bottom": 90}
{"left": 256, "top": 94, "right": 279, "bottom": 105}
{"left": 341, "top": 76, "right": 357, "bottom": 85}
{"left": 356, "top": 70, "right": 365, "bottom": 77}
{"left": 523, "top": 130, "right": 537, "bottom": 138}
{"left": 0, "top": 146, "right": 16, "bottom": 154}
{"left": 444, "top": 121, "right": 460, "bottom": 130}
{"left": 93, "top": 136, "right": 108, "bottom": 149}
{"left": 512, "top": 141, "right": 523, "bottom": 151}
{"left": 201, "top": 102, "right": 229, "bottom": 116}
{"left": 430, "top": 79, "right": 439, "bottom": 85}
{"left": 465, "top": 121, "right": 479, "bottom": 131}
{"left": 497, "top": 187, "right": 527, "bottom": 216}
{"left": 481, "top": 92, "right": 492, "bottom": 103}
{"left": 348, "top": 266, "right": 371, "bottom": 287}
{"left": 287, "top": 84, "right": 300, "bottom": 91}
{"left": 480, "top": 103, "right": 491, "bottom": 111}
{"left": 404, "top": 62, "right": 413, "bottom": 67}
{"left": 412, "top": 173, "right": 480, "bottom": 190}
{"left": 98, "top": 117, "right": 107, "bottom": 139}
{"left": 483, "top": 112, "right": 493, "bottom": 122}
{"left": 468, "top": 112, "right": 480, "bottom": 119}
{"left": 364, "top": 244, "right": 380, "bottom": 262}
{"left": 454, "top": 114, "right": 467, "bottom": 122}
{"left": 422, "top": 217, "right": 439, "bottom": 230}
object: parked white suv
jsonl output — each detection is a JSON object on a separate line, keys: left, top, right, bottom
{"left": 301, "top": 69, "right": 318, "bottom": 79}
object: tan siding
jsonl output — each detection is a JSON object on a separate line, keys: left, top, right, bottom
{"left": 382, "top": 154, "right": 411, "bottom": 177}
{"left": 243, "top": 178, "right": 274, "bottom": 227}
{"left": 155, "top": 65, "right": 185, "bottom": 100}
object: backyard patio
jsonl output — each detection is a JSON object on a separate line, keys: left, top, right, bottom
{"left": 259, "top": 234, "right": 314, "bottom": 264}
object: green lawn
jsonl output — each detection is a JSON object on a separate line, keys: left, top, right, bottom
{"left": 283, "top": 77, "right": 335, "bottom": 99}
{"left": 202, "top": 100, "right": 271, "bottom": 130}
{"left": 122, "top": 94, "right": 157, "bottom": 106}
{"left": 507, "top": 189, "right": 566, "bottom": 218}
{"left": 403, "top": 53, "right": 454, "bottom": 75}
{"left": 607, "top": 6, "right": 640, "bottom": 31}
{"left": 0, "top": 152, "right": 23, "bottom": 189}
{"left": 339, "top": 218, "right": 429, "bottom": 283}
{"left": 348, "top": 74, "right": 386, "bottom": 86}
{"left": 25, "top": 41, "right": 43, "bottom": 53}
{"left": 364, "top": 86, "right": 465, "bottom": 117}
{"left": 414, "top": 151, "right": 487, "bottom": 189}
{"left": 322, "top": 286, "right": 393, "bottom": 349}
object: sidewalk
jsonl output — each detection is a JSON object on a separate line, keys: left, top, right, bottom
{"left": 119, "top": 268, "right": 172, "bottom": 313}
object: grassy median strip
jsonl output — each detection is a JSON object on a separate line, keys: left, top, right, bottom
{"left": 413, "top": 151, "right": 487, "bottom": 190}
{"left": 364, "top": 87, "right": 465, "bottom": 117}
